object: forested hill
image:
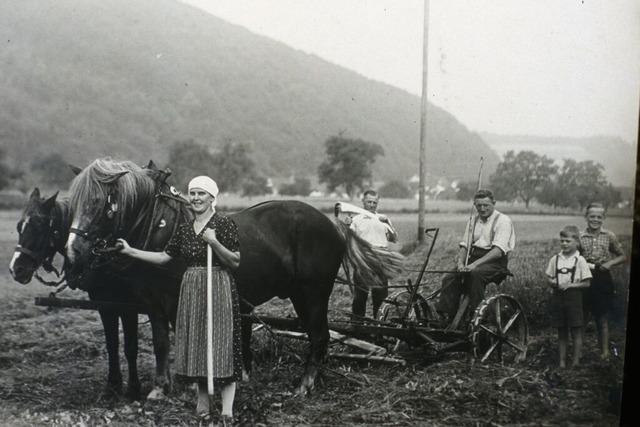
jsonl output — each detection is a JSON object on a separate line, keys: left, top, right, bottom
{"left": 0, "top": 0, "right": 498, "bottom": 184}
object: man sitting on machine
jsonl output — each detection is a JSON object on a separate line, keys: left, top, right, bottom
{"left": 436, "top": 189, "right": 516, "bottom": 330}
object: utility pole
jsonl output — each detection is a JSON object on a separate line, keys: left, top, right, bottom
{"left": 417, "top": 0, "right": 430, "bottom": 243}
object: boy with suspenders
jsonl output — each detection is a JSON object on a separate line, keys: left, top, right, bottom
{"left": 545, "top": 226, "right": 592, "bottom": 368}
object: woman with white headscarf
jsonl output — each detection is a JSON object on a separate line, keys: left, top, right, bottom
{"left": 117, "top": 176, "right": 241, "bottom": 425}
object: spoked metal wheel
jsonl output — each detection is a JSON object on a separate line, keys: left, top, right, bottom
{"left": 376, "top": 290, "right": 431, "bottom": 323}
{"left": 471, "top": 294, "right": 528, "bottom": 363}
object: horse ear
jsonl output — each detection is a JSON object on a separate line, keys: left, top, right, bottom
{"left": 69, "top": 164, "right": 83, "bottom": 176}
{"left": 29, "top": 188, "right": 41, "bottom": 200}
{"left": 146, "top": 160, "right": 158, "bottom": 170}
{"left": 43, "top": 192, "right": 58, "bottom": 210}
{"left": 103, "top": 171, "right": 129, "bottom": 184}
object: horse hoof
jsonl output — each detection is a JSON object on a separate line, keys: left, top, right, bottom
{"left": 125, "top": 385, "right": 142, "bottom": 401}
{"left": 103, "top": 383, "right": 123, "bottom": 399}
{"left": 294, "top": 386, "right": 311, "bottom": 397}
{"left": 147, "top": 387, "right": 166, "bottom": 400}
{"left": 294, "top": 380, "right": 314, "bottom": 396}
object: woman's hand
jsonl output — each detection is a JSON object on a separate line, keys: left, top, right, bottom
{"left": 116, "top": 238, "right": 132, "bottom": 256}
{"left": 201, "top": 227, "right": 217, "bottom": 244}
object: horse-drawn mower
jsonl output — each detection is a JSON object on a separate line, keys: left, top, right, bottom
{"left": 243, "top": 227, "right": 529, "bottom": 366}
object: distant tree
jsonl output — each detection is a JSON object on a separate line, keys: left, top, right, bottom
{"left": 167, "top": 139, "right": 216, "bottom": 189}
{"left": 378, "top": 180, "right": 412, "bottom": 199}
{"left": 167, "top": 140, "right": 261, "bottom": 193}
{"left": 537, "top": 179, "right": 568, "bottom": 209}
{"left": 242, "top": 174, "right": 270, "bottom": 198}
{"left": 30, "top": 153, "right": 75, "bottom": 188}
{"left": 0, "top": 148, "right": 22, "bottom": 190}
{"left": 599, "top": 183, "right": 622, "bottom": 209}
{"left": 490, "top": 150, "right": 557, "bottom": 208}
{"left": 279, "top": 177, "right": 312, "bottom": 196}
{"left": 454, "top": 181, "right": 478, "bottom": 201}
{"left": 211, "top": 141, "right": 258, "bottom": 193}
{"left": 0, "top": 149, "right": 11, "bottom": 190}
{"left": 556, "top": 159, "right": 618, "bottom": 209}
{"left": 317, "top": 135, "right": 384, "bottom": 198}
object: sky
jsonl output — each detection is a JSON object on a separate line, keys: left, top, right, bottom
{"left": 181, "top": 0, "right": 639, "bottom": 143}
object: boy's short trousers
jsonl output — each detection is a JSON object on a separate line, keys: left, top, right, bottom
{"left": 551, "top": 288, "right": 584, "bottom": 328}
{"left": 584, "top": 268, "right": 615, "bottom": 318}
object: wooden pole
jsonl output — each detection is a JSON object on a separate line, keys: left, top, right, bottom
{"left": 463, "top": 157, "right": 485, "bottom": 267}
{"left": 206, "top": 244, "right": 215, "bottom": 421}
{"left": 417, "top": 0, "right": 430, "bottom": 243}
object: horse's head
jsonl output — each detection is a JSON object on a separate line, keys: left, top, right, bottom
{"left": 9, "top": 188, "right": 61, "bottom": 284}
{"left": 65, "top": 158, "right": 156, "bottom": 288}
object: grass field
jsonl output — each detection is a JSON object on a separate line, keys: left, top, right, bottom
{"left": 0, "top": 207, "right": 632, "bottom": 425}
{"left": 2, "top": 188, "right": 634, "bottom": 216}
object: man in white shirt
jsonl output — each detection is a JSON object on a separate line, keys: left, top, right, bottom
{"left": 348, "top": 190, "right": 398, "bottom": 319}
{"left": 436, "top": 189, "right": 516, "bottom": 327}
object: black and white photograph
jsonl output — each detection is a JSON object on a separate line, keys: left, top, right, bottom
{"left": 1, "top": 0, "right": 638, "bottom": 425}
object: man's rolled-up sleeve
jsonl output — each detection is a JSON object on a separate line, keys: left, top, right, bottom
{"left": 491, "top": 215, "right": 514, "bottom": 254}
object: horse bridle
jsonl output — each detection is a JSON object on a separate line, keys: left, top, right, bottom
{"left": 15, "top": 212, "right": 66, "bottom": 284}
{"left": 70, "top": 181, "right": 189, "bottom": 268}
{"left": 69, "top": 187, "right": 120, "bottom": 256}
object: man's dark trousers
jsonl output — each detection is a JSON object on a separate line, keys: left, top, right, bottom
{"left": 436, "top": 247, "right": 509, "bottom": 319}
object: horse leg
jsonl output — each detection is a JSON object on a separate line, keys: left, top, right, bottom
{"left": 97, "top": 309, "right": 123, "bottom": 396}
{"left": 290, "top": 290, "right": 330, "bottom": 395}
{"left": 121, "top": 310, "right": 141, "bottom": 400}
{"left": 146, "top": 313, "right": 172, "bottom": 400}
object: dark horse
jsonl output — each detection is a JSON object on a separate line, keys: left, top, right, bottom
{"left": 9, "top": 188, "right": 145, "bottom": 399}
{"left": 65, "top": 158, "right": 402, "bottom": 395}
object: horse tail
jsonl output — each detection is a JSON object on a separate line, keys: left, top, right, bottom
{"left": 333, "top": 220, "right": 405, "bottom": 289}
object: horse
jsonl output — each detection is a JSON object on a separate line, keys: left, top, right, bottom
{"left": 64, "top": 158, "right": 402, "bottom": 395}
{"left": 63, "top": 160, "right": 192, "bottom": 398}
{"left": 8, "top": 188, "right": 144, "bottom": 399}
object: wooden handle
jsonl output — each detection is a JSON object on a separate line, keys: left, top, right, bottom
{"left": 206, "top": 244, "right": 214, "bottom": 397}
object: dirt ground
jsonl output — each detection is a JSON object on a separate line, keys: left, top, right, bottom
{"left": 0, "top": 216, "right": 629, "bottom": 426}
{"left": 0, "top": 288, "right": 626, "bottom": 427}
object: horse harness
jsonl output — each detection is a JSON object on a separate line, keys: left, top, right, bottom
{"left": 71, "top": 176, "right": 190, "bottom": 269}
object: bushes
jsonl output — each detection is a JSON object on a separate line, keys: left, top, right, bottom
{"left": 378, "top": 180, "right": 412, "bottom": 199}
{"left": 278, "top": 177, "right": 311, "bottom": 196}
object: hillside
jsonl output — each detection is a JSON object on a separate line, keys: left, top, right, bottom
{"left": 481, "top": 133, "right": 636, "bottom": 187}
{"left": 0, "top": 0, "right": 498, "bottom": 188}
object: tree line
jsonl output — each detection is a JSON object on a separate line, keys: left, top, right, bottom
{"left": 487, "top": 150, "right": 621, "bottom": 209}
{"left": 0, "top": 139, "right": 623, "bottom": 211}
{"left": 0, "top": 135, "right": 386, "bottom": 198}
